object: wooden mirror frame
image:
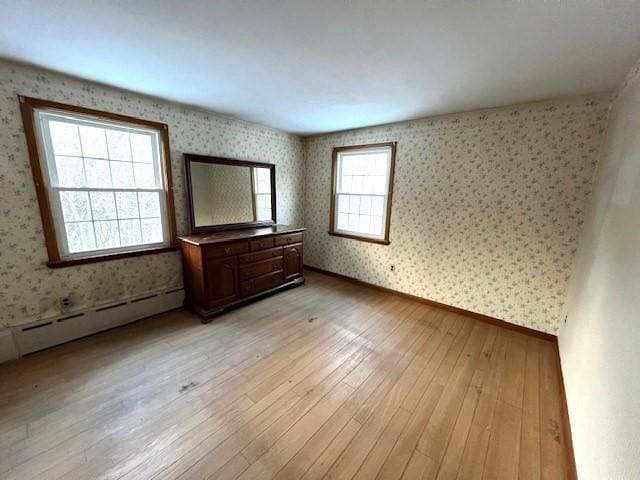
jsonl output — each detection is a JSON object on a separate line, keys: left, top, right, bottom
{"left": 184, "top": 154, "right": 277, "bottom": 233}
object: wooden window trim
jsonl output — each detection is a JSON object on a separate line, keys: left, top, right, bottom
{"left": 328, "top": 142, "right": 396, "bottom": 245}
{"left": 19, "top": 96, "right": 178, "bottom": 268}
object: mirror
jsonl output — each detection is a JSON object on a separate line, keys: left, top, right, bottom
{"left": 185, "top": 154, "right": 276, "bottom": 232}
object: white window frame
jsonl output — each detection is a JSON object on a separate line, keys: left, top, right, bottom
{"left": 34, "top": 108, "right": 172, "bottom": 262}
{"left": 330, "top": 143, "right": 396, "bottom": 244}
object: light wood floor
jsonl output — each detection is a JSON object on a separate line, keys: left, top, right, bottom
{"left": 0, "top": 271, "right": 570, "bottom": 480}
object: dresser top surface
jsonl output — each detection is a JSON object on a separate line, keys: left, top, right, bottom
{"left": 179, "top": 225, "right": 305, "bottom": 246}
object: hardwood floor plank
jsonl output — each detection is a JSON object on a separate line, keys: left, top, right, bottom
{"left": 416, "top": 322, "right": 490, "bottom": 461}
{"left": 456, "top": 329, "right": 510, "bottom": 480}
{"left": 0, "top": 271, "right": 569, "bottom": 480}
{"left": 481, "top": 331, "right": 527, "bottom": 480}
{"left": 376, "top": 315, "right": 475, "bottom": 480}
{"left": 539, "top": 339, "right": 569, "bottom": 479}
{"left": 351, "top": 407, "right": 411, "bottom": 480}
{"left": 401, "top": 449, "right": 438, "bottom": 480}
{"left": 235, "top": 381, "right": 355, "bottom": 480}
{"left": 519, "top": 337, "right": 541, "bottom": 480}
{"left": 300, "top": 418, "right": 362, "bottom": 480}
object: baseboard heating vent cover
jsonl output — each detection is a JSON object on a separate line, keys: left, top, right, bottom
{"left": 11, "top": 287, "right": 184, "bottom": 356}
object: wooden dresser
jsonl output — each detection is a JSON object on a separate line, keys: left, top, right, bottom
{"left": 179, "top": 225, "right": 305, "bottom": 320}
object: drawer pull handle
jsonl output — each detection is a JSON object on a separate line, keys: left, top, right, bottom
{"left": 224, "top": 247, "right": 231, "bottom": 254}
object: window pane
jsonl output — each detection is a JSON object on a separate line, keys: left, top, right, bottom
{"left": 337, "top": 213, "right": 348, "bottom": 230}
{"left": 360, "top": 196, "right": 372, "bottom": 214}
{"left": 119, "top": 219, "right": 142, "bottom": 245}
{"left": 371, "top": 196, "right": 384, "bottom": 216}
{"left": 141, "top": 218, "right": 163, "bottom": 243}
{"left": 351, "top": 176, "right": 363, "bottom": 194}
{"left": 370, "top": 216, "right": 383, "bottom": 235}
{"left": 84, "top": 158, "right": 112, "bottom": 188}
{"left": 374, "top": 156, "right": 388, "bottom": 175}
{"left": 256, "top": 194, "right": 272, "bottom": 220}
{"left": 90, "top": 192, "right": 117, "bottom": 220}
{"left": 348, "top": 214, "right": 359, "bottom": 230}
{"left": 65, "top": 222, "right": 96, "bottom": 253}
{"left": 133, "top": 162, "right": 156, "bottom": 188}
{"left": 358, "top": 215, "right": 370, "bottom": 233}
{"left": 111, "top": 161, "right": 135, "bottom": 187}
{"left": 130, "top": 133, "right": 153, "bottom": 163}
{"left": 55, "top": 156, "right": 85, "bottom": 187}
{"left": 79, "top": 125, "right": 108, "bottom": 158}
{"left": 362, "top": 155, "right": 379, "bottom": 176}
{"left": 342, "top": 156, "right": 357, "bottom": 176}
{"left": 138, "top": 192, "right": 161, "bottom": 217}
{"left": 106, "top": 130, "right": 131, "bottom": 161}
{"left": 338, "top": 194, "right": 349, "bottom": 213}
{"left": 60, "top": 191, "right": 92, "bottom": 221}
{"left": 373, "top": 176, "right": 387, "bottom": 195}
{"left": 340, "top": 175, "right": 352, "bottom": 193}
{"left": 94, "top": 220, "right": 120, "bottom": 249}
{"left": 255, "top": 168, "right": 271, "bottom": 194}
{"left": 349, "top": 195, "right": 360, "bottom": 214}
{"left": 115, "top": 192, "right": 139, "bottom": 219}
{"left": 362, "top": 176, "right": 375, "bottom": 194}
{"left": 259, "top": 178, "right": 270, "bottom": 194}
{"left": 38, "top": 112, "right": 170, "bottom": 258}
{"left": 49, "top": 121, "right": 81, "bottom": 156}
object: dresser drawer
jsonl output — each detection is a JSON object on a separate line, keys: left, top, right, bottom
{"left": 239, "top": 257, "right": 283, "bottom": 281}
{"left": 205, "top": 242, "right": 248, "bottom": 259}
{"left": 238, "top": 246, "right": 283, "bottom": 265}
{"left": 240, "top": 270, "right": 283, "bottom": 297}
{"left": 274, "top": 233, "right": 303, "bottom": 246}
{"left": 250, "top": 237, "right": 275, "bottom": 251}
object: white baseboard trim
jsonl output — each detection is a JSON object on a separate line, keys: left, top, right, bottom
{"left": 0, "top": 329, "right": 19, "bottom": 363}
{"left": 8, "top": 286, "right": 185, "bottom": 358}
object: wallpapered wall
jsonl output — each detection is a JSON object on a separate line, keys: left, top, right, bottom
{"left": 303, "top": 96, "right": 610, "bottom": 334}
{"left": 0, "top": 60, "right": 304, "bottom": 328}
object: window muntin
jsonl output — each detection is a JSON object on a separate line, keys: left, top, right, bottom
{"left": 35, "top": 110, "right": 171, "bottom": 259}
{"left": 331, "top": 144, "right": 395, "bottom": 243}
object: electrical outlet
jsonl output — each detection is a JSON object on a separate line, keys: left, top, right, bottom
{"left": 60, "top": 297, "right": 72, "bottom": 313}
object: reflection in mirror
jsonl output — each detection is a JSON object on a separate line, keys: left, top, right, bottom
{"left": 189, "top": 161, "right": 275, "bottom": 229}
{"left": 253, "top": 167, "right": 272, "bottom": 221}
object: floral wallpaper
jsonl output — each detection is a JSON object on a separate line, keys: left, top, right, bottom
{"left": 0, "top": 60, "right": 304, "bottom": 328}
{"left": 303, "top": 96, "right": 610, "bottom": 334}
{"left": 0, "top": 59, "right": 613, "bottom": 336}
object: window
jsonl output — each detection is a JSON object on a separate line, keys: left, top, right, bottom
{"left": 20, "top": 96, "right": 177, "bottom": 267}
{"left": 329, "top": 142, "right": 396, "bottom": 244}
{"left": 252, "top": 166, "right": 273, "bottom": 221}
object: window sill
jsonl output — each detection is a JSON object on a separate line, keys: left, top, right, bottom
{"left": 328, "top": 231, "right": 390, "bottom": 245}
{"left": 46, "top": 244, "right": 179, "bottom": 268}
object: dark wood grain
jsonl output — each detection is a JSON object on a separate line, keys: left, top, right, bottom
{"left": 179, "top": 225, "right": 305, "bottom": 246}
{"left": 180, "top": 227, "right": 305, "bottom": 320}
{"left": 184, "top": 154, "right": 277, "bottom": 234}
{"left": 283, "top": 244, "right": 304, "bottom": 281}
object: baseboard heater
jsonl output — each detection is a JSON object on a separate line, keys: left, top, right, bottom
{"left": 10, "top": 287, "right": 185, "bottom": 356}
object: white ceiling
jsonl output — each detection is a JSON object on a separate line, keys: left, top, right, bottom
{"left": 1, "top": 1, "right": 639, "bottom": 135}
